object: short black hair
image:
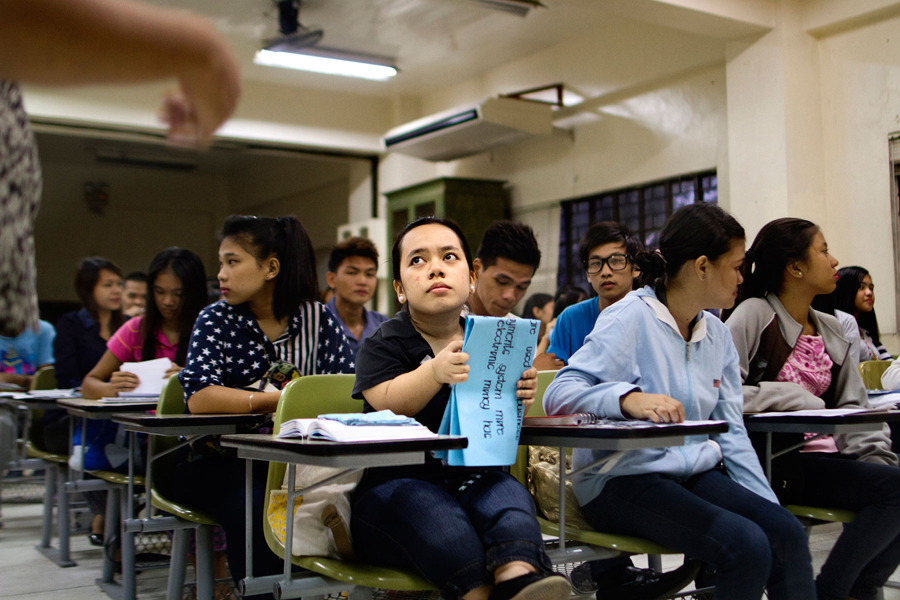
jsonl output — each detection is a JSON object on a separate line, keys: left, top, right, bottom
{"left": 578, "top": 222, "right": 642, "bottom": 266}
{"left": 476, "top": 220, "right": 541, "bottom": 273}
{"left": 328, "top": 237, "right": 379, "bottom": 273}
{"left": 124, "top": 272, "right": 148, "bottom": 284}
{"left": 220, "top": 215, "right": 319, "bottom": 321}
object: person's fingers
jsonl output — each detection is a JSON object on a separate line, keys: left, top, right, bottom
{"left": 451, "top": 351, "right": 469, "bottom": 365}
{"left": 644, "top": 408, "right": 661, "bottom": 423}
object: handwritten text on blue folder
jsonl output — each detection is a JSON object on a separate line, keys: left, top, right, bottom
{"left": 436, "top": 316, "right": 540, "bottom": 466}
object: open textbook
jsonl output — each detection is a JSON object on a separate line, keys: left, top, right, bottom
{"left": 278, "top": 411, "right": 437, "bottom": 442}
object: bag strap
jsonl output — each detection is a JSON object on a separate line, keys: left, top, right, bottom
{"left": 321, "top": 504, "right": 355, "bottom": 560}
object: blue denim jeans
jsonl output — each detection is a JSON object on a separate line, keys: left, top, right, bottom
{"left": 350, "top": 468, "right": 550, "bottom": 600}
{"left": 781, "top": 453, "right": 900, "bottom": 600}
{"left": 579, "top": 468, "right": 815, "bottom": 600}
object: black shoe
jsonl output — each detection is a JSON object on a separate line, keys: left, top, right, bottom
{"left": 490, "top": 572, "right": 572, "bottom": 600}
{"left": 573, "top": 558, "right": 701, "bottom": 600}
{"left": 88, "top": 532, "right": 104, "bottom": 547}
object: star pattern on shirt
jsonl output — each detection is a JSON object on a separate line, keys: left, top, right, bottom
{"left": 179, "top": 300, "right": 357, "bottom": 400}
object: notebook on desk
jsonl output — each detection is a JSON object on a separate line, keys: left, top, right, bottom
{"left": 98, "top": 396, "right": 158, "bottom": 404}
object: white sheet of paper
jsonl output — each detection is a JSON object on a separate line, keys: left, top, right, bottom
{"left": 119, "top": 357, "right": 172, "bottom": 397}
{"left": 750, "top": 407, "right": 884, "bottom": 418}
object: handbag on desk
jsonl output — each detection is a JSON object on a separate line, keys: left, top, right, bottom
{"left": 267, "top": 464, "right": 362, "bottom": 559}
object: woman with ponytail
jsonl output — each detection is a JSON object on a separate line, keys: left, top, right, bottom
{"left": 545, "top": 203, "right": 815, "bottom": 600}
{"left": 173, "top": 215, "right": 354, "bottom": 597}
{"left": 726, "top": 218, "right": 900, "bottom": 600}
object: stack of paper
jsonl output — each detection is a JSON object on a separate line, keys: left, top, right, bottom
{"left": 278, "top": 415, "right": 437, "bottom": 442}
{"left": 118, "top": 357, "right": 172, "bottom": 398}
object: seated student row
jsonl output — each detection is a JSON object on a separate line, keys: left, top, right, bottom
{"left": 62, "top": 208, "right": 900, "bottom": 600}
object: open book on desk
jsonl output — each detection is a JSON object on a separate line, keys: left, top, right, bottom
{"left": 278, "top": 418, "right": 438, "bottom": 442}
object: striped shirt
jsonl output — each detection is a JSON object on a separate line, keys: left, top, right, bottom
{"left": 179, "top": 300, "right": 354, "bottom": 401}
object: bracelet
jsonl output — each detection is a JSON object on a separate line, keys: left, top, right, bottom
{"left": 248, "top": 393, "right": 255, "bottom": 413}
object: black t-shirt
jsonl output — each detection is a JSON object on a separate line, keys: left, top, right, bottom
{"left": 353, "top": 310, "right": 482, "bottom": 488}
{"left": 353, "top": 310, "right": 462, "bottom": 433}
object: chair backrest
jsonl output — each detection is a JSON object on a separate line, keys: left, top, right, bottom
{"left": 30, "top": 366, "right": 57, "bottom": 391}
{"left": 859, "top": 360, "right": 893, "bottom": 390}
{"left": 511, "top": 370, "right": 558, "bottom": 485}
{"left": 264, "top": 374, "right": 360, "bottom": 556}
{"left": 151, "top": 375, "right": 186, "bottom": 497}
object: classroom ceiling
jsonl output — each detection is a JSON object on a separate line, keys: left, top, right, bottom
{"left": 138, "top": 0, "right": 770, "bottom": 98}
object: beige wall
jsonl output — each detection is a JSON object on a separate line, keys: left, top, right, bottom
{"left": 35, "top": 161, "right": 227, "bottom": 302}
{"left": 818, "top": 12, "right": 900, "bottom": 348}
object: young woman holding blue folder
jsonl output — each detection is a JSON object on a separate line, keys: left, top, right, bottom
{"left": 544, "top": 203, "right": 815, "bottom": 600}
{"left": 352, "top": 217, "right": 570, "bottom": 600}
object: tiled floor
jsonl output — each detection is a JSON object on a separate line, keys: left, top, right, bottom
{"left": 3, "top": 501, "right": 900, "bottom": 599}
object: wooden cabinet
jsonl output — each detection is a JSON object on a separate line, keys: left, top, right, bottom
{"left": 384, "top": 177, "right": 508, "bottom": 311}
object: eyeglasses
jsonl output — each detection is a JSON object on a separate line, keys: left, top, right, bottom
{"left": 584, "top": 254, "right": 630, "bottom": 274}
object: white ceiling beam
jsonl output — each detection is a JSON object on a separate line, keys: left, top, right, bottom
{"left": 803, "top": 0, "right": 900, "bottom": 38}
{"left": 599, "top": 0, "right": 774, "bottom": 40}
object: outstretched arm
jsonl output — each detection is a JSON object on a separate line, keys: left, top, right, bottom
{"left": 0, "top": 0, "right": 241, "bottom": 142}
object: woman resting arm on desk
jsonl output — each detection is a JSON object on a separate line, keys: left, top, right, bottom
{"left": 351, "top": 217, "right": 568, "bottom": 600}
{"left": 725, "top": 218, "right": 900, "bottom": 600}
{"left": 80, "top": 248, "right": 206, "bottom": 399}
{"left": 545, "top": 203, "right": 815, "bottom": 600}
{"left": 172, "top": 215, "right": 353, "bottom": 597}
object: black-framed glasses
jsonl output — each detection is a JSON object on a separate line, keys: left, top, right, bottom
{"left": 584, "top": 254, "right": 630, "bottom": 274}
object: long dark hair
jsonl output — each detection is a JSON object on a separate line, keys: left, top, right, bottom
{"left": 836, "top": 266, "right": 881, "bottom": 346}
{"left": 220, "top": 215, "right": 319, "bottom": 321}
{"left": 75, "top": 257, "right": 125, "bottom": 331}
{"left": 141, "top": 248, "right": 208, "bottom": 365}
{"left": 737, "top": 218, "right": 819, "bottom": 304}
{"left": 522, "top": 293, "right": 553, "bottom": 320}
{"left": 634, "top": 203, "right": 744, "bottom": 298}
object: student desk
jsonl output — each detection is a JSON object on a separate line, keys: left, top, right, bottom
{"left": 744, "top": 410, "right": 900, "bottom": 483}
{"left": 219, "top": 433, "right": 468, "bottom": 600}
{"left": 55, "top": 398, "right": 157, "bottom": 597}
{"left": 108, "top": 412, "right": 268, "bottom": 600}
{"left": 519, "top": 420, "right": 729, "bottom": 563}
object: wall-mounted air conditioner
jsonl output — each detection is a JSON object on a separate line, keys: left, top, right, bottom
{"left": 381, "top": 97, "right": 553, "bottom": 162}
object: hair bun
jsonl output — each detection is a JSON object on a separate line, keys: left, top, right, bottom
{"left": 634, "top": 250, "right": 667, "bottom": 283}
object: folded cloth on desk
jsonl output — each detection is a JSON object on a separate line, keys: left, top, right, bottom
{"left": 318, "top": 410, "right": 419, "bottom": 426}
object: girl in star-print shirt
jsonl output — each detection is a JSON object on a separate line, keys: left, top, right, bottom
{"left": 173, "top": 215, "right": 353, "bottom": 598}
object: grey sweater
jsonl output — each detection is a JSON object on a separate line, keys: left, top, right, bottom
{"left": 726, "top": 294, "right": 897, "bottom": 466}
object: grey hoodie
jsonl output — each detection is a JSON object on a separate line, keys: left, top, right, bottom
{"left": 726, "top": 294, "right": 896, "bottom": 466}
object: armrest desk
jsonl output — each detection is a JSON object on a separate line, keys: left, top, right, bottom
{"left": 744, "top": 410, "right": 900, "bottom": 482}
{"left": 520, "top": 420, "right": 729, "bottom": 562}
{"left": 220, "top": 433, "right": 468, "bottom": 599}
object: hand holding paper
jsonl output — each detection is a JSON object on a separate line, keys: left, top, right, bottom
{"left": 119, "top": 357, "right": 173, "bottom": 397}
{"left": 430, "top": 340, "right": 470, "bottom": 385}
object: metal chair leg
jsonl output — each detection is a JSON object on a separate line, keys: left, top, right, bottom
{"left": 166, "top": 527, "right": 191, "bottom": 600}
{"left": 39, "top": 461, "right": 56, "bottom": 548}
{"left": 196, "top": 524, "right": 215, "bottom": 600}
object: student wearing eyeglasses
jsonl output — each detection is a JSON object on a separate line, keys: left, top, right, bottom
{"left": 545, "top": 222, "right": 642, "bottom": 365}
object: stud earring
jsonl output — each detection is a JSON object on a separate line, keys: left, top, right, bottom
{"left": 398, "top": 294, "right": 405, "bottom": 303}
{"left": 470, "top": 285, "right": 476, "bottom": 293}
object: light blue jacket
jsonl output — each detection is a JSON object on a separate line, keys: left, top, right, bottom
{"left": 544, "top": 286, "right": 776, "bottom": 506}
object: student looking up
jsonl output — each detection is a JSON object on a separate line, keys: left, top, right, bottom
{"left": 546, "top": 222, "right": 641, "bottom": 365}
{"left": 726, "top": 218, "right": 900, "bottom": 600}
{"left": 122, "top": 272, "right": 148, "bottom": 317}
{"left": 174, "top": 215, "right": 354, "bottom": 596}
{"left": 545, "top": 203, "right": 815, "bottom": 600}
{"left": 325, "top": 236, "right": 388, "bottom": 357}
{"left": 352, "top": 217, "right": 569, "bottom": 600}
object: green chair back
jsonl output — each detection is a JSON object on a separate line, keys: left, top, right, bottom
{"left": 148, "top": 375, "right": 216, "bottom": 524}
{"left": 30, "top": 366, "right": 57, "bottom": 391}
{"left": 511, "top": 370, "right": 556, "bottom": 486}
{"left": 263, "top": 374, "right": 434, "bottom": 590}
{"left": 859, "top": 360, "right": 893, "bottom": 390}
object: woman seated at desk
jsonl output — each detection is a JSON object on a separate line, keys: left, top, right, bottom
{"left": 80, "top": 247, "right": 206, "bottom": 398}
{"left": 544, "top": 203, "right": 815, "bottom": 600}
{"left": 53, "top": 256, "right": 126, "bottom": 544}
{"left": 175, "top": 214, "right": 354, "bottom": 598}
{"left": 352, "top": 217, "right": 570, "bottom": 600}
{"left": 726, "top": 218, "right": 900, "bottom": 600}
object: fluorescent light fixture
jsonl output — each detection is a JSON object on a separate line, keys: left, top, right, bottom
{"left": 254, "top": 47, "right": 397, "bottom": 81}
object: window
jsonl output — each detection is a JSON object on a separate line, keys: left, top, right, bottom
{"left": 557, "top": 170, "right": 717, "bottom": 288}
